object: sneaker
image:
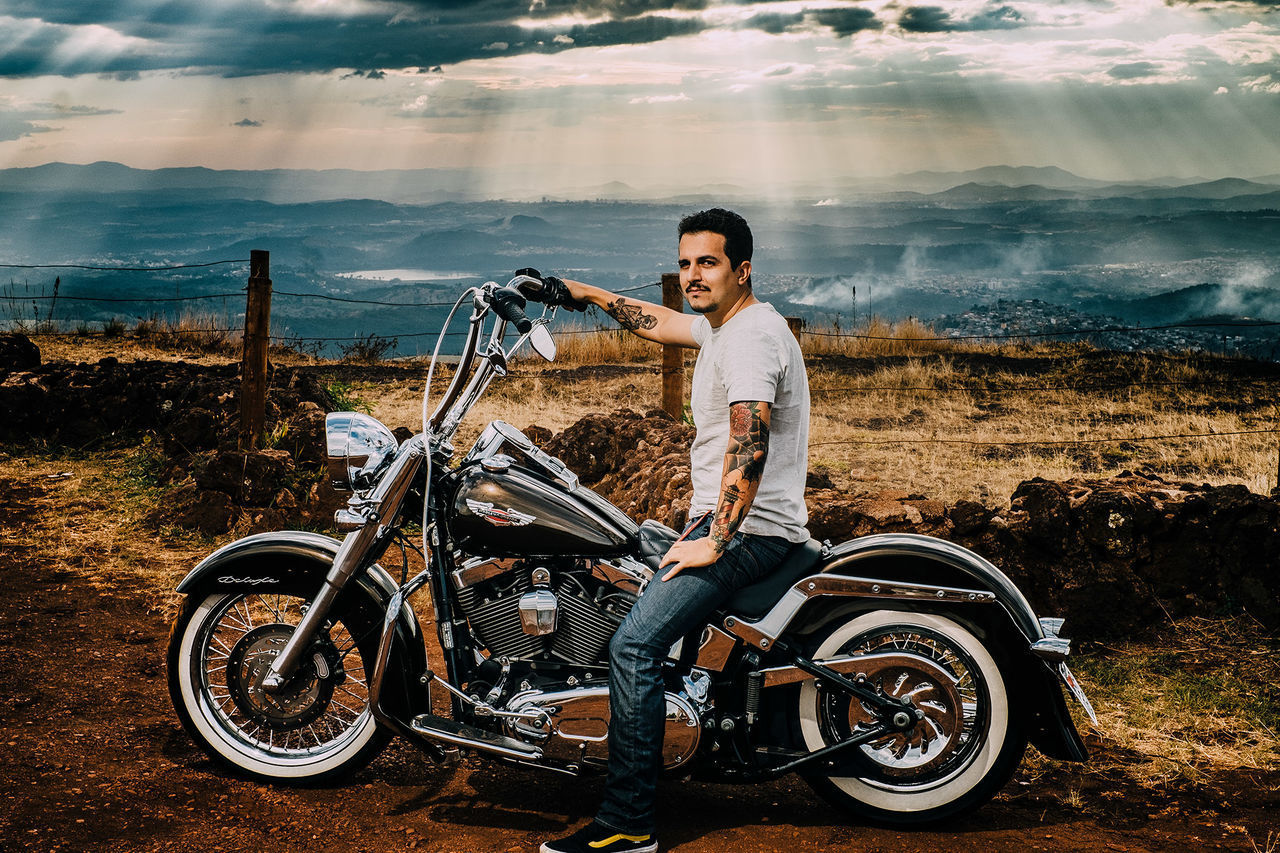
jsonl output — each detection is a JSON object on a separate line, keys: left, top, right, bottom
{"left": 539, "top": 821, "right": 658, "bottom": 853}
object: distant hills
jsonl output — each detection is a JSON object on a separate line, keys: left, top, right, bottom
{"left": 2, "top": 161, "right": 1278, "bottom": 205}
{"left": 3, "top": 160, "right": 1278, "bottom": 360}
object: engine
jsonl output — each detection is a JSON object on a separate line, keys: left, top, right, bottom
{"left": 450, "top": 556, "right": 649, "bottom": 666}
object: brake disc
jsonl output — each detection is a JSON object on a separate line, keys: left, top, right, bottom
{"left": 225, "top": 624, "right": 340, "bottom": 730}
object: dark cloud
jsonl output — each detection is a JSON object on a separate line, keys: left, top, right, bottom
{"left": 0, "top": 1, "right": 733, "bottom": 78}
{"left": 0, "top": 114, "right": 54, "bottom": 142}
{"left": 742, "top": 12, "right": 806, "bottom": 35}
{"left": 564, "top": 14, "right": 704, "bottom": 48}
{"left": 0, "top": 101, "right": 120, "bottom": 140}
{"left": 531, "top": 0, "right": 710, "bottom": 17}
{"left": 233, "top": 118, "right": 262, "bottom": 127}
{"left": 808, "top": 7, "right": 882, "bottom": 37}
{"left": 899, "top": 3, "right": 1025, "bottom": 33}
{"left": 1108, "top": 61, "right": 1159, "bottom": 79}
{"left": 899, "top": 6, "right": 952, "bottom": 33}
{"left": 969, "top": 5, "right": 1024, "bottom": 30}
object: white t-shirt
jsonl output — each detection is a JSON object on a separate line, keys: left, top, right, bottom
{"left": 689, "top": 302, "right": 810, "bottom": 543}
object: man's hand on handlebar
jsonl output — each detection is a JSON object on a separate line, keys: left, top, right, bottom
{"left": 513, "top": 268, "right": 587, "bottom": 312}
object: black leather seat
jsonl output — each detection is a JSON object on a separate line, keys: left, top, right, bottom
{"left": 722, "top": 538, "right": 825, "bottom": 620}
{"left": 636, "top": 521, "right": 826, "bottom": 621}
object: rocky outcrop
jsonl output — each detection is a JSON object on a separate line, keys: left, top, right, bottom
{"left": 0, "top": 356, "right": 350, "bottom": 535}
{"left": 542, "top": 407, "right": 695, "bottom": 530}
{"left": 548, "top": 409, "right": 1280, "bottom": 638}
{"left": 961, "top": 473, "right": 1280, "bottom": 639}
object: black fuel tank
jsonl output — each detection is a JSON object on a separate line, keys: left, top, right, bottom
{"left": 449, "top": 463, "right": 639, "bottom": 556}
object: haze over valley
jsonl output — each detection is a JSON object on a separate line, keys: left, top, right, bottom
{"left": 3, "top": 162, "right": 1278, "bottom": 359}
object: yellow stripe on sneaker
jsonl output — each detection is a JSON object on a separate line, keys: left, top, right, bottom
{"left": 589, "top": 834, "right": 651, "bottom": 849}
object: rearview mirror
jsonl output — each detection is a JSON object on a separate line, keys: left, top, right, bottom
{"left": 530, "top": 323, "right": 556, "bottom": 362}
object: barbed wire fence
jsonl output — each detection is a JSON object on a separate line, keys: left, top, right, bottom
{"left": 4, "top": 252, "right": 1280, "bottom": 484}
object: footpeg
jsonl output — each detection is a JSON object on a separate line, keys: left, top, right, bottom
{"left": 409, "top": 713, "right": 543, "bottom": 760}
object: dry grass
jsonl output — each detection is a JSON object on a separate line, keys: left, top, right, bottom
{"left": 132, "top": 311, "right": 242, "bottom": 356}
{"left": 0, "top": 449, "right": 210, "bottom": 618}
{"left": 1070, "top": 617, "right": 1280, "bottom": 782}
{"left": 25, "top": 321, "right": 321, "bottom": 367}
{"left": 1250, "top": 832, "right": 1279, "bottom": 853}
{"left": 549, "top": 324, "right": 665, "bottom": 365}
{"left": 802, "top": 349, "right": 1279, "bottom": 504}
{"left": 800, "top": 316, "right": 968, "bottom": 358}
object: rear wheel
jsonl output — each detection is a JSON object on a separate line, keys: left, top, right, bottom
{"left": 794, "top": 611, "right": 1025, "bottom": 824}
{"left": 167, "top": 588, "right": 390, "bottom": 783}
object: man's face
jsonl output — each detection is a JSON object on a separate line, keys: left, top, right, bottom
{"left": 678, "top": 230, "right": 750, "bottom": 318}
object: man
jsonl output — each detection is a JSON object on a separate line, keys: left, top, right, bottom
{"left": 530, "top": 208, "right": 810, "bottom": 853}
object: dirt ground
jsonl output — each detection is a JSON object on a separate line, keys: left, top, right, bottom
{"left": 1, "top": 470, "right": 1278, "bottom": 853}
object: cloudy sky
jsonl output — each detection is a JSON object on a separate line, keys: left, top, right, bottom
{"left": 2, "top": 0, "right": 1278, "bottom": 192}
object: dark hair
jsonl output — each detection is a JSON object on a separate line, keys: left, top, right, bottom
{"left": 678, "top": 208, "right": 753, "bottom": 273}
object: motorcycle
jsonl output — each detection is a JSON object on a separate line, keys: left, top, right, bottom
{"left": 167, "top": 274, "right": 1096, "bottom": 825}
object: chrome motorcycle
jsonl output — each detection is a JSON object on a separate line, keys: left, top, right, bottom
{"left": 167, "top": 274, "right": 1096, "bottom": 824}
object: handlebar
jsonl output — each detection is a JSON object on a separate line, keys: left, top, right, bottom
{"left": 426, "top": 277, "right": 553, "bottom": 439}
{"left": 489, "top": 285, "right": 533, "bottom": 335}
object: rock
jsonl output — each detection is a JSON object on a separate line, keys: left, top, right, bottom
{"left": 543, "top": 408, "right": 696, "bottom": 527}
{"left": 949, "top": 500, "right": 994, "bottom": 535}
{"left": 285, "top": 369, "right": 338, "bottom": 411}
{"left": 195, "top": 449, "right": 295, "bottom": 506}
{"left": 523, "top": 424, "right": 553, "bottom": 446}
{"left": 164, "top": 407, "right": 221, "bottom": 455}
{"left": 806, "top": 468, "right": 836, "bottom": 490}
{"left": 961, "top": 470, "right": 1280, "bottom": 639}
{"left": 237, "top": 508, "right": 289, "bottom": 536}
{"left": 274, "top": 402, "right": 327, "bottom": 465}
{"left": 806, "top": 488, "right": 953, "bottom": 543}
{"left": 0, "top": 334, "right": 39, "bottom": 374}
{"left": 176, "top": 490, "right": 237, "bottom": 535}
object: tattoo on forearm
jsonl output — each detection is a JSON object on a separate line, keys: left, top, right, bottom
{"left": 712, "top": 401, "right": 770, "bottom": 551}
{"left": 605, "top": 298, "right": 658, "bottom": 331}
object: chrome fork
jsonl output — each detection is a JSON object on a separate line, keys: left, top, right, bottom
{"left": 262, "top": 437, "right": 427, "bottom": 693}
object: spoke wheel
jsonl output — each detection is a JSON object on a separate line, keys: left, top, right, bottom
{"left": 168, "top": 589, "right": 389, "bottom": 783}
{"left": 795, "top": 611, "right": 1025, "bottom": 824}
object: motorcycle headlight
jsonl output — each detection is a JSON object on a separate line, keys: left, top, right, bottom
{"left": 326, "top": 412, "right": 399, "bottom": 492}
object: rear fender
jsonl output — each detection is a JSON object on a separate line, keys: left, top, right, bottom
{"left": 773, "top": 534, "right": 1088, "bottom": 762}
{"left": 175, "top": 530, "right": 430, "bottom": 720}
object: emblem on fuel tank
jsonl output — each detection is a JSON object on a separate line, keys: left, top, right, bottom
{"left": 466, "top": 499, "right": 536, "bottom": 527}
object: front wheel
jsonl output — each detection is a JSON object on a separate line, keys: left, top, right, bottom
{"left": 794, "top": 611, "right": 1026, "bottom": 824}
{"left": 167, "top": 588, "right": 390, "bottom": 783}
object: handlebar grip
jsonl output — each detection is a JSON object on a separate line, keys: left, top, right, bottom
{"left": 491, "top": 285, "right": 533, "bottom": 335}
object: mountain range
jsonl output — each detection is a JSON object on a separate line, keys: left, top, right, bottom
{"left": 3, "top": 162, "right": 1278, "bottom": 205}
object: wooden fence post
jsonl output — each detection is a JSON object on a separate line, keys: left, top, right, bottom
{"left": 785, "top": 316, "right": 804, "bottom": 343}
{"left": 661, "top": 272, "right": 683, "bottom": 420}
{"left": 239, "top": 249, "right": 272, "bottom": 451}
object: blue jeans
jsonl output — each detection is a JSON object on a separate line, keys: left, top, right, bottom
{"left": 594, "top": 514, "right": 795, "bottom": 835}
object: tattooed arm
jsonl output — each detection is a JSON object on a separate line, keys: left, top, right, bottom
{"left": 660, "top": 400, "right": 771, "bottom": 580}
{"left": 559, "top": 278, "right": 698, "bottom": 347}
